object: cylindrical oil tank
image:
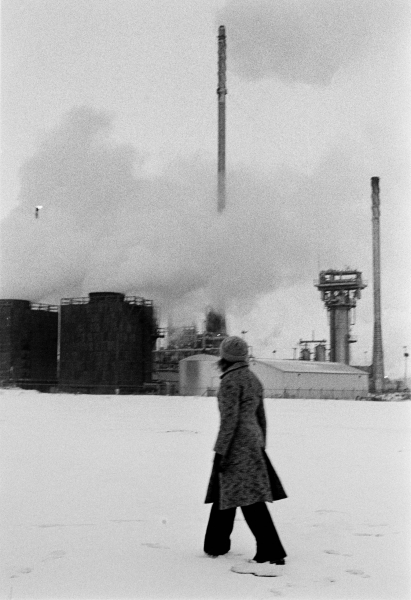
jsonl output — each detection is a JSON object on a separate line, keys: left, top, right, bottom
{"left": 28, "top": 306, "right": 58, "bottom": 382}
{"left": 300, "top": 348, "right": 310, "bottom": 361}
{"left": 59, "top": 292, "right": 157, "bottom": 392}
{"left": 0, "top": 300, "right": 58, "bottom": 386}
{"left": 314, "top": 344, "right": 326, "bottom": 362}
{"left": 0, "top": 300, "right": 31, "bottom": 382}
{"left": 60, "top": 292, "right": 126, "bottom": 391}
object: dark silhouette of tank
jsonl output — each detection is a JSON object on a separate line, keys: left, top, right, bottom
{"left": 59, "top": 292, "right": 159, "bottom": 393}
{"left": 0, "top": 300, "right": 58, "bottom": 388}
{"left": 300, "top": 347, "right": 311, "bottom": 361}
{"left": 314, "top": 344, "right": 327, "bottom": 362}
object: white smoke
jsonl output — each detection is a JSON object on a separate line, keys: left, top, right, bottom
{"left": 219, "top": 0, "right": 409, "bottom": 85}
{"left": 1, "top": 106, "right": 371, "bottom": 325}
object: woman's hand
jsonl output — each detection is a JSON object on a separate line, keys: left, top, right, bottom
{"left": 214, "top": 452, "right": 227, "bottom": 472}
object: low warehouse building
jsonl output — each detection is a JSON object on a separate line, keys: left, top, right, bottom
{"left": 249, "top": 360, "right": 369, "bottom": 399}
{"left": 179, "top": 356, "right": 369, "bottom": 399}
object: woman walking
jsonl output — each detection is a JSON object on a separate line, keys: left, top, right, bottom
{"left": 204, "top": 336, "right": 287, "bottom": 566}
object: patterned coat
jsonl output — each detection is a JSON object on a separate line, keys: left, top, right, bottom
{"left": 205, "top": 362, "right": 287, "bottom": 510}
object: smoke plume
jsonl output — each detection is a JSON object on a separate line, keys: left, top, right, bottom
{"left": 1, "top": 106, "right": 370, "bottom": 324}
{"left": 219, "top": 0, "right": 409, "bottom": 85}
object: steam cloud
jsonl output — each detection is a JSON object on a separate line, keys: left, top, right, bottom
{"left": 219, "top": 0, "right": 408, "bottom": 85}
{"left": 0, "top": 106, "right": 368, "bottom": 324}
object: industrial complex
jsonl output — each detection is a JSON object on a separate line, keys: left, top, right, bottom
{"left": 0, "top": 27, "right": 402, "bottom": 399}
{"left": 0, "top": 284, "right": 371, "bottom": 398}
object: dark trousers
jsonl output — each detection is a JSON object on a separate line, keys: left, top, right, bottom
{"left": 204, "top": 501, "right": 286, "bottom": 562}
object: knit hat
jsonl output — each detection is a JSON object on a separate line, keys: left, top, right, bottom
{"left": 219, "top": 336, "right": 249, "bottom": 363}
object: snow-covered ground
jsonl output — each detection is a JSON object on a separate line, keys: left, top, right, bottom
{"left": 1, "top": 390, "right": 410, "bottom": 600}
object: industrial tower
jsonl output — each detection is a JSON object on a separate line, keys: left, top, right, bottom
{"left": 217, "top": 25, "right": 227, "bottom": 213}
{"left": 316, "top": 270, "right": 366, "bottom": 364}
{"left": 370, "top": 177, "right": 384, "bottom": 393}
{"left": 215, "top": 25, "right": 228, "bottom": 330}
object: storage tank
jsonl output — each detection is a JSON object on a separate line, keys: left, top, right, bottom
{"left": 59, "top": 292, "right": 158, "bottom": 393}
{"left": 0, "top": 300, "right": 31, "bottom": 383}
{"left": 0, "top": 299, "right": 58, "bottom": 387}
{"left": 300, "top": 348, "right": 311, "bottom": 361}
{"left": 29, "top": 305, "right": 58, "bottom": 383}
{"left": 179, "top": 354, "right": 218, "bottom": 396}
{"left": 314, "top": 344, "right": 326, "bottom": 362}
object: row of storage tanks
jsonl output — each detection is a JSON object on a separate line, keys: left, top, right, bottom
{"left": 300, "top": 345, "right": 327, "bottom": 362}
{"left": 0, "top": 292, "right": 158, "bottom": 393}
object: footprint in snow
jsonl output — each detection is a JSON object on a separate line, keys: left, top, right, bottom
{"left": 346, "top": 569, "right": 370, "bottom": 578}
{"left": 38, "top": 523, "right": 95, "bottom": 528}
{"left": 164, "top": 429, "right": 198, "bottom": 434}
{"left": 10, "top": 567, "right": 32, "bottom": 579}
{"left": 111, "top": 519, "right": 144, "bottom": 523}
{"left": 324, "top": 550, "right": 352, "bottom": 556}
{"left": 141, "top": 542, "right": 170, "bottom": 550}
{"left": 315, "top": 509, "right": 346, "bottom": 515}
{"left": 42, "top": 550, "right": 66, "bottom": 562}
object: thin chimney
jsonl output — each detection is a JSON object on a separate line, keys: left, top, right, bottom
{"left": 217, "top": 25, "right": 227, "bottom": 213}
{"left": 371, "top": 177, "right": 384, "bottom": 392}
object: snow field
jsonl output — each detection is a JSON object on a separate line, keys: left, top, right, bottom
{"left": 1, "top": 390, "right": 410, "bottom": 599}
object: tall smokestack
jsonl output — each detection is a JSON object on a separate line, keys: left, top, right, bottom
{"left": 217, "top": 25, "right": 227, "bottom": 213}
{"left": 371, "top": 177, "right": 384, "bottom": 392}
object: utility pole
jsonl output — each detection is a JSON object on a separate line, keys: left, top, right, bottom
{"left": 217, "top": 25, "right": 227, "bottom": 213}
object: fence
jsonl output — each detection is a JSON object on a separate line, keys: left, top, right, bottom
{"left": 0, "top": 381, "right": 368, "bottom": 399}
{"left": 0, "top": 379, "right": 161, "bottom": 395}
{"left": 201, "top": 387, "right": 367, "bottom": 399}
{"left": 265, "top": 388, "right": 367, "bottom": 400}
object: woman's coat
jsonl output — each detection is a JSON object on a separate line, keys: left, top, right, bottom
{"left": 205, "top": 362, "right": 287, "bottom": 510}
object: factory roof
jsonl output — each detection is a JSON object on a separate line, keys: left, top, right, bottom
{"left": 180, "top": 353, "right": 218, "bottom": 362}
{"left": 252, "top": 360, "right": 368, "bottom": 376}
{"left": 179, "top": 356, "right": 367, "bottom": 375}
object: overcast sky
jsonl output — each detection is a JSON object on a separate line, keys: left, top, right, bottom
{"left": 1, "top": 0, "right": 410, "bottom": 378}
